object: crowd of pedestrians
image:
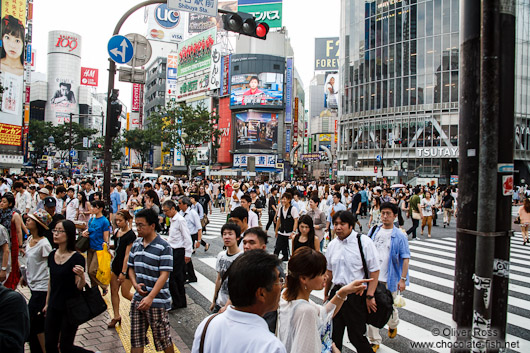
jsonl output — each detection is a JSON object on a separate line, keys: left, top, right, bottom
{"left": 0, "top": 172, "right": 464, "bottom": 353}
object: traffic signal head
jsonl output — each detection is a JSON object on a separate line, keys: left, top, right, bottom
{"left": 109, "top": 100, "right": 122, "bottom": 137}
{"left": 222, "top": 12, "right": 269, "bottom": 40}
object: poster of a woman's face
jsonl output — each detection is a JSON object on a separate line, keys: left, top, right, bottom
{"left": 1, "top": 15, "right": 25, "bottom": 76}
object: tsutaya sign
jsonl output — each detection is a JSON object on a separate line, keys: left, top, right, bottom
{"left": 515, "top": 125, "right": 530, "bottom": 135}
{"left": 416, "top": 147, "right": 459, "bottom": 158}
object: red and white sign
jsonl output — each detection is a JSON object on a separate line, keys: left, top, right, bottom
{"left": 217, "top": 97, "right": 232, "bottom": 164}
{"left": 502, "top": 175, "right": 514, "bottom": 196}
{"left": 80, "top": 67, "right": 98, "bottom": 86}
{"left": 132, "top": 84, "right": 142, "bottom": 112}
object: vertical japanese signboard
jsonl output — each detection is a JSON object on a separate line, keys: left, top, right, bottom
{"left": 220, "top": 54, "right": 230, "bottom": 96}
{"left": 132, "top": 84, "right": 142, "bottom": 112}
{"left": 293, "top": 97, "right": 299, "bottom": 138}
{"left": 208, "top": 43, "right": 221, "bottom": 90}
{"left": 285, "top": 128, "right": 291, "bottom": 153}
{"left": 0, "top": 0, "right": 26, "bottom": 146}
{"left": 285, "top": 57, "right": 293, "bottom": 123}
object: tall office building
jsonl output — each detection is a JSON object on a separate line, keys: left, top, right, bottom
{"left": 338, "top": 0, "right": 530, "bottom": 184}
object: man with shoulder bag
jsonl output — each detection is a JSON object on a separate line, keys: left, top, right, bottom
{"left": 366, "top": 203, "right": 410, "bottom": 352}
{"left": 406, "top": 188, "right": 422, "bottom": 240}
{"left": 324, "top": 210, "right": 380, "bottom": 353}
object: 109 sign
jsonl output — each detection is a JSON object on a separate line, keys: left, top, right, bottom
{"left": 56, "top": 35, "right": 78, "bottom": 52}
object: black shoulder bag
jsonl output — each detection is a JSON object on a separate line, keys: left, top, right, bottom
{"left": 356, "top": 233, "right": 394, "bottom": 329}
{"left": 66, "top": 284, "right": 107, "bottom": 326}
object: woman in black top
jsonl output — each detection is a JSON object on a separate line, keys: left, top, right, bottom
{"left": 108, "top": 210, "right": 136, "bottom": 328}
{"left": 44, "top": 220, "right": 92, "bottom": 353}
{"left": 292, "top": 215, "right": 320, "bottom": 253}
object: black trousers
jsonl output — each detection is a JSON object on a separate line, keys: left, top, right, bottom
{"left": 45, "top": 307, "right": 93, "bottom": 353}
{"left": 28, "top": 290, "right": 47, "bottom": 353}
{"left": 273, "top": 235, "right": 290, "bottom": 260}
{"left": 169, "top": 248, "right": 187, "bottom": 308}
{"left": 331, "top": 286, "right": 372, "bottom": 353}
{"left": 186, "top": 233, "right": 198, "bottom": 282}
{"left": 265, "top": 210, "right": 276, "bottom": 230}
{"left": 406, "top": 218, "right": 420, "bottom": 238}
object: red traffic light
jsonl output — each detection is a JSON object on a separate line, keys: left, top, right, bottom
{"left": 98, "top": 144, "right": 102, "bottom": 148}
{"left": 256, "top": 23, "right": 269, "bottom": 38}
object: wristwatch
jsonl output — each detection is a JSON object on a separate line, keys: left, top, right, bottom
{"left": 1, "top": 266, "right": 7, "bottom": 271}
{"left": 366, "top": 294, "right": 374, "bottom": 300}
{"left": 121, "top": 272, "right": 127, "bottom": 276}
{"left": 401, "top": 276, "right": 407, "bottom": 281}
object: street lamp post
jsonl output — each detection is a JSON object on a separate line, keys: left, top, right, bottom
{"left": 47, "top": 136, "right": 55, "bottom": 172}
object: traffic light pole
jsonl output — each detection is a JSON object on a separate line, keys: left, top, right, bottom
{"left": 104, "top": 0, "right": 165, "bottom": 205}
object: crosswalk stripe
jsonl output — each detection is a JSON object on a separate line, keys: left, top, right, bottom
{"left": 428, "top": 238, "right": 530, "bottom": 263}
{"left": 409, "top": 239, "right": 529, "bottom": 259}
{"left": 440, "top": 237, "right": 529, "bottom": 258}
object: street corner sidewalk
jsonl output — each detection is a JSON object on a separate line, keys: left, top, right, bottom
{"left": 18, "top": 286, "right": 190, "bottom": 353}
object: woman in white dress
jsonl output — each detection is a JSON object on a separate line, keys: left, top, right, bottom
{"left": 277, "top": 247, "right": 371, "bottom": 353}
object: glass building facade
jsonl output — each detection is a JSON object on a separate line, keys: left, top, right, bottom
{"left": 338, "top": 0, "right": 530, "bottom": 184}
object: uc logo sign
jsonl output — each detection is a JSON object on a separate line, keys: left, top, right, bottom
{"left": 154, "top": 4, "right": 180, "bottom": 29}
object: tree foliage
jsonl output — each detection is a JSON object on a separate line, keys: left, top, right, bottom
{"left": 122, "top": 127, "right": 161, "bottom": 167}
{"left": 149, "top": 102, "right": 221, "bottom": 179}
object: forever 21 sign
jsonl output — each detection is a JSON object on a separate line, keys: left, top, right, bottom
{"left": 56, "top": 35, "right": 78, "bottom": 52}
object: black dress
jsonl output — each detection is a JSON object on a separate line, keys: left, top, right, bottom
{"left": 111, "top": 229, "right": 136, "bottom": 277}
{"left": 292, "top": 235, "right": 316, "bottom": 253}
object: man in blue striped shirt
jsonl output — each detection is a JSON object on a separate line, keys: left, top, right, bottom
{"left": 128, "top": 208, "right": 174, "bottom": 353}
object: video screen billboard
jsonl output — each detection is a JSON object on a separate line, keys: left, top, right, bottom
{"left": 230, "top": 54, "right": 285, "bottom": 109}
{"left": 235, "top": 111, "right": 278, "bottom": 150}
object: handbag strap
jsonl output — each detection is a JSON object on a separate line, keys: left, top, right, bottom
{"left": 356, "top": 234, "right": 370, "bottom": 279}
{"left": 199, "top": 313, "right": 220, "bottom": 353}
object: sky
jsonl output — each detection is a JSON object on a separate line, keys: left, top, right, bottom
{"left": 32, "top": 0, "right": 340, "bottom": 109}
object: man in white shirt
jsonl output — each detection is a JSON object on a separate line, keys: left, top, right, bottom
{"left": 178, "top": 197, "right": 202, "bottom": 283}
{"left": 14, "top": 181, "right": 31, "bottom": 214}
{"left": 117, "top": 183, "right": 127, "bottom": 210}
{"left": 191, "top": 250, "right": 286, "bottom": 353}
{"left": 366, "top": 202, "right": 410, "bottom": 352}
{"left": 324, "top": 210, "right": 380, "bottom": 353}
{"left": 240, "top": 194, "right": 259, "bottom": 228}
{"left": 326, "top": 193, "right": 347, "bottom": 238}
{"left": 65, "top": 188, "right": 79, "bottom": 221}
{"left": 162, "top": 200, "right": 193, "bottom": 310}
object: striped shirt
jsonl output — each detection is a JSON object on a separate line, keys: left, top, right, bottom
{"left": 128, "top": 235, "right": 173, "bottom": 309}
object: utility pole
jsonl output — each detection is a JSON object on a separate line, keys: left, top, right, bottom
{"left": 491, "top": 0, "right": 516, "bottom": 345}
{"left": 452, "top": 0, "right": 482, "bottom": 350}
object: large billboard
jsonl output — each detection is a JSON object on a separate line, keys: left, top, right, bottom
{"left": 230, "top": 54, "right": 284, "bottom": 109}
{"left": 0, "top": 0, "right": 26, "bottom": 146}
{"left": 147, "top": 3, "right": 186, "bottom": 43}
{"left": 235, "top": 111, "right": 278, "bottom": 150}
{"left": 46, "top": 31, "right": 81, "bottom": 125}
{"left": 238, "top": 0, "right": 282, "bottom": 29}
{"left": 324, "top": 73, "right": 339, "bottom": 109}
{"left": 315, "top": 37, "right": 339, "bottom": 71}
{"left": 176, "top": 27, "right": 216, "bottom": 77}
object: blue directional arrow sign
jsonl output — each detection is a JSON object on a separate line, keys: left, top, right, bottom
{"left": 107, "top": 35, "right": 134, "bottom": 64}
{"left": 376, "top": 155, "right": 382, "bottom": 162}
{"left": 69, "top": 150, "right": 77, "bottom": 158}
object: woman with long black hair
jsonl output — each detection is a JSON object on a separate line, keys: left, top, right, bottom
{"left": 44, "top": 220, "right": 93, "bottom": 353}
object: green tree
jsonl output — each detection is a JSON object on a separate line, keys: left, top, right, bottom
{"left": 123, "top": 126, "right": 161, "bottom": 167}
{"left": 28, "top": 120, "right": 57, "bottom": 165}
{"left": 92, "top": 136, "right": 125, "bottom": 162}
{"left": 150, "top": 102, "right": 221, "bottom": 179}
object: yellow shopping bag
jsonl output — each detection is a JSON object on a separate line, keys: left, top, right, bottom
{"left": 96, "top": 243, "right": 112, "bottom": 286}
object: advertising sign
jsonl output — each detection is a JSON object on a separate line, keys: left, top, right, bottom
{"left": 286, "top": 129, "right": 291, "bottom": 153}
{"left": 235, "top": 111, "right": 278, "bottom": 150}
{"left": 233, "top": 154, "right": 277, "bottom": 168}
{"left": 220, "top": 55, "right": 230, "bottom": 96}
{"left": 324, "top": 73, "right": 339, "bottom": 109}
{"left": 147, "top": 3, "right": 186, "bottom": 43}
{"left": 80, "top": 67, "right": 98, "bottom": 86}
{"left": 293, "top": 97, "right": 299, "bottom": 138}
{"left": 217, "top": 97, "right": 232, "bottom": 163}
{"left": 315, "top": 37, "right": 340, "bottom": 71}
{"left": 177, "top": 27, "right": 216, "bottom": 77}
{"left": 230, "top": 55, "right": 284, "bottom": 108}
{"left": 238, "top": 1, "right": 282, "bottom": 29}
{"left": 176, "top": 73, "right": 209, "bottom": 100}
{"left": 188, "top": 0, "right": 237, "bottom": 33}
{"left": 168, "top": 0, "right": 218, "bottom": 18}
{"left": 167, "top": 54, "right": 178, "bottom": 97}
{"left": 208, "top": 43, "right": 222, "bottom": 90}
{"left": 132, "top": 84, "right": 142, "bottom": 112}
{"left": 285, "top": 57, "right": 293, "bottom": 123}
{"left": 0, "top": 0, "right": 26, "bottom": 145}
